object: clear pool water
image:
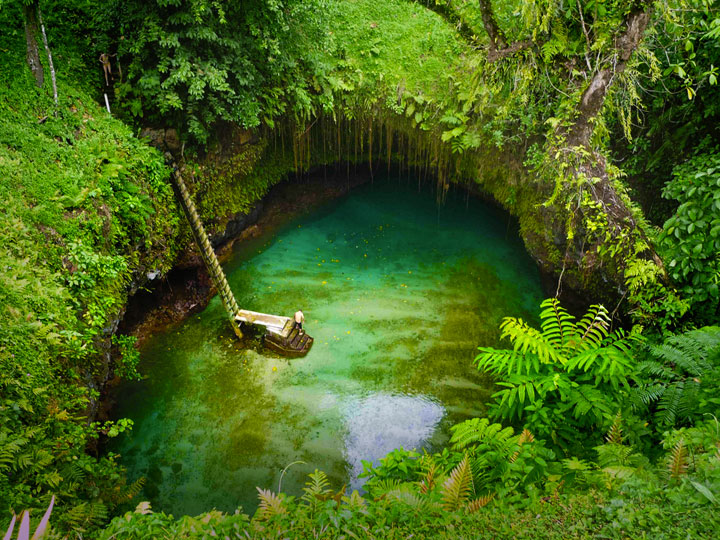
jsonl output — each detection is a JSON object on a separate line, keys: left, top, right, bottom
{"left": 111, "top": 179, "right": 544, "bottom": 516}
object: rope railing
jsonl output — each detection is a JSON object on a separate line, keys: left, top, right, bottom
{"left": 166, "top": 154, "right": 243, "bottom": 339}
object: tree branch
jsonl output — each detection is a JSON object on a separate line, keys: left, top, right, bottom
{"left": 487, "top": 39, "right": 533, "bottom": 62}
{"left": 477, "top": 1, "right": 535, "bottom": 62}
{"left": 568, "top": 8, "right": 653, "bottom": 148}
{"left": 478, "top": 0, "right": 507, "bottom": 51}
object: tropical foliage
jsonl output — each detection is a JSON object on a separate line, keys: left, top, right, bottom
{"left": 2, "top": 0, "right": 720, "bottom": 537}
{"left": 94, "top": 414, "right": 720, "bottom": 538}
{"left": 475, "top": 299, "right": 640, "bottom": 453}
{"left": 658, "top": 151, "right": 720, "bottom": 321}
{"left": 97, "top": 0, "right": 336, "bottom": 142}
{"left": 630, "top": 326, "right": 720, "bottom": 431}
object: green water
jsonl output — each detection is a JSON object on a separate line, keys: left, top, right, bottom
{"left": 111, "top": 179, "right": 544, "bottom": 516}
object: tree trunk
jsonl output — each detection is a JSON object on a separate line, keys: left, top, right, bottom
{"left": 22, "top": 0, "right": 44, "bottom": 88}
{"left": 547, "top": 6, "right": 662, "bottom": 303}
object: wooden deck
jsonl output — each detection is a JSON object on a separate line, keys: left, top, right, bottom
{"left": 234, "top": 310, "right": 313, "bottom": 357}
{"left": 234, "top": 310, "right": 291, "bottom": 336}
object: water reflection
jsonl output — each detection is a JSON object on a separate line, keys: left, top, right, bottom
{"left": 343, "top": 392, "right": 444, "bottom": 489}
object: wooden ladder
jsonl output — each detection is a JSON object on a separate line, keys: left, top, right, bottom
{"left": 166, "top": 155, "right": 243, "bottom": 339}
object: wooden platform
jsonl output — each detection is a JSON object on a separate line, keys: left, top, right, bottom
{"left": 234, "top": 310, "right": 313, "bottom": 357}
{"left": 234, "top": 310, "right": 290, "bottom": 335}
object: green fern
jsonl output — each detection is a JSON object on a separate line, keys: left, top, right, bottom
{"left": 466, "top": 492, "right": 495, "bottom": 513}
{"left": 64, "top": 502, "right": 108, "bottom": 533}
{"left": 668, "top": 439, "right": 688, "bottom": 480}
{"left": 341, "top": 490, "right": 367, "bottom": 511}
{"left": 475, "top": 298, "right": 640, "bottom": 450}
{"left": 385, "top": 488, "right": 435, "bottom": 511}
{"left": 540, "top": 297, "right": 577, "bottom": 347}
{"left": 440, "top": 455, "right": 472, "bottom": 511}
{"left": 605, "top": 412, "right": 624, "bottom": 445}
{"left": 634, "top": 326, "right": 720, "bottom": 429}
{"left": 449, "top": 418, "right": 515, "bottom": 452}
{"left": 256, "top": 488, "right": 287, "bottom": 520}
{"left": 301, "top": 469, "right": 331, "bottom": 501}
{"left": 301, "top": 469, "right": 332, "bottom": 513}
{"left": 369, "top": 478, "right": 402, "bottom": 500}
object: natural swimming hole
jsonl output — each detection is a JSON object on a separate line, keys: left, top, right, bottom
{"left": 111, "top": 179, "right": 544, "bottom": 516}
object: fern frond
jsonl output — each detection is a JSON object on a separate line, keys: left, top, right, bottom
{"left": 596, "top": 443, "right": 634, "bottom": 468}
{"left": 510, "top": 428, "right": 535, "bottom": 463}
{"left": 650, "top": 327, "right": 720, "bottom": 377}
{"left": 655, "top": 382, "right": 684, "bottom": 427}
{"left": 567, "top": 385, "right": 611, "bottom": 423}
{"left": 441, "top": 455, "right": 472, "bottom": 511}
{"left": 65, "top": 502, "right": 108, "bottom": 532}
{"left": 630, "top": 383, "right": 665, "bottom": 409}
{"left": 567, "top": 343, "right": 633, "bottom": 379}
{"left": 679, "top": 326, "right": 720, "bottom": 356}
{"left": 385, "top": 489, "right": 430, "bottom": 510}
{"left": 301, "top": 469, "right": 331, "bottom": 503}
{"left": 341, "top": 490, "right": 367, "bottom": 511}
{"left": 636, "top": 360, "right": 673, "bottom": 378}
{"left": 501, "top": 317, "right": 562, "bottom": 365}
{"left": 540, "top": 298, "right": 577, "bottom": 348}
{"left": 466, "top": 492, "right": 495, "bottom": 513}
{"left": 562, "top": 457, "right": 591, "bottom": 473}
{"left": 668, "top": 439, "right": 688, "bottom": 480}
{"left": 450, "top": 418, "right": 514, "bottom": 452}
{"left": 652, "top": 344, "right": 700, "bottom": 375}
{"left": 475, "top": 348, "right": 535, "bottom": 376}
{"left": 518, "top": 428, "right": 535, "bottom": 444}
{"left": 256, "top": 488, "right": 286, "bottom": 520}
{"left": 107, "top": 476, "right": 146, "bottom": 506}
{"left": 605, "top": 412, "right": 623, "bottom": 445}
{"left": 418, "top": 461, "right": 438, "bottom": 494}
{"left": 61, "top": 462, "right": 87, "bottom": 484}
{"left": 369, "top": 478, "right": 401, "bottom": 499}
{"left": 572, "top": 304, "right": 610, "bottom": 351}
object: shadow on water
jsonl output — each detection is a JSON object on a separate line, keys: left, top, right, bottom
{"left": 109, "top": 178, "right": 544, "bottom": 516}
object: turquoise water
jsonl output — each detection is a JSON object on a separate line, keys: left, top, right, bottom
{"left": 111, "top": 179, "right": 544, "bottom": 516}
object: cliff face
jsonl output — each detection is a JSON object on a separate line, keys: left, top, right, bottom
{"left": 110, "top": 119, "right": 631, "bottom": 384}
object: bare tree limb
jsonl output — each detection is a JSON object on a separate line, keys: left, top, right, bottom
{"left": 38, "top": 8, "right": 58, "bottom": 106}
